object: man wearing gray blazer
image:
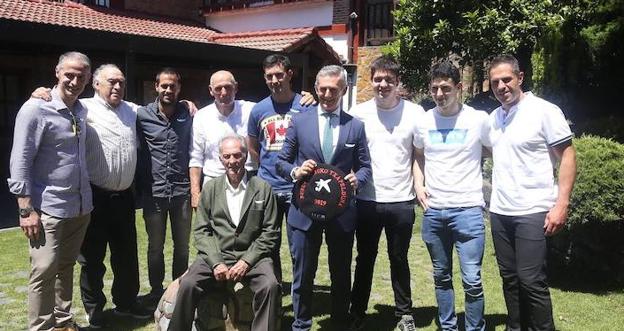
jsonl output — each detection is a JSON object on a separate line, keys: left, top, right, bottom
{"left": 168, "top": 134, "right": 280, "bottom": 331}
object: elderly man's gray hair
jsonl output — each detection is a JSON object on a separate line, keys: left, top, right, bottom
{"left": 218, "top": 133, "right": 248, "bottom": 155}
{"left": 93, "top": 64, "right": 123, "bottom": 84}
{"left": 55, "top": 51, "right": 91, "bottom": 73}
{"left": 315, "top": 65, "right": 347, "bottom": 88}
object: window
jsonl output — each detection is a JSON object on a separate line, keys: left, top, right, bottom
{"left": 78, "top": 0, "right": 110, "bottom": 7}
{"left": 364, "top": 0, "right": 395, "bottom": 46}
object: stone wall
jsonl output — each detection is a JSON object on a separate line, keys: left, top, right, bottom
{"left": 355, "top": 46, "right": 383, "bottom": 103}
{"left": 124, "top": 0, "right": 203, "bottom": 23}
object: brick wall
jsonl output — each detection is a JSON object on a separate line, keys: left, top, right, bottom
{"left": 125, "top": 0, "right": 203, "bottom": 23}
{"left": 355, "top": 46, "right": 383, "bottom": 103}
{"left": 333, "top": 0, "right": 350, "bottom": 24}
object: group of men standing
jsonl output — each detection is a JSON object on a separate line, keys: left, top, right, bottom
{"left": 9, "top": 50, "right": 575, "bottom": 331}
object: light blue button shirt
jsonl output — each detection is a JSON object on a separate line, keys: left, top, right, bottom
{"left": 7, "top": 88, "right": 93, "bottom": 218}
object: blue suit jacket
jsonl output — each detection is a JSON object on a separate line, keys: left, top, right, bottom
{"left": 276, "top": 107, "right": 372, "bottom": 232}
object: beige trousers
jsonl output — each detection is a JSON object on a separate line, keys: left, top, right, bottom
{"left": 28, "top": 213, "right": 90, "bottom": 331}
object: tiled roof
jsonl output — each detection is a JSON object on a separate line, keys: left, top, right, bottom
{"left": 0, "top": 0, "right": 218, "bottom": 44}
{"left": 212, "top": 27, "right": 316, "bottom": 52}
{"left": 0, "top": 0, "right": 340, "bottom": 58}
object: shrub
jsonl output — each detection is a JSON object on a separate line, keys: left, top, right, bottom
{"left": 567, "top": 135, "right": 624, "bottom": 226}
{"left": 550, "top": 135, "right": 624, "bottom": 282}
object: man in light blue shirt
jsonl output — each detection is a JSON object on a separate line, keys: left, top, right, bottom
{"left": 8, "top": 51, "right": 93, "bottom": 331}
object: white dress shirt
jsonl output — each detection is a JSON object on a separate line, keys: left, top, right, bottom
{"left": 225, "top": 173, "right": 248, "bottom": 226}
{"left": 317, "top": 106, "right": 341, "bottom": 157}
{"left": 82, "top": 95, "right": 139, "bottom": 191}
{"left": 189, "top": 100, "right": 257, "bottom": 179}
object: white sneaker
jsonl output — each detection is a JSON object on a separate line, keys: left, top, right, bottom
{"left": 397, "top": 314, "right": 416, "bottom": 331}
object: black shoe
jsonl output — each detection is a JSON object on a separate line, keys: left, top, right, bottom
{"left": 141, "top": 289, "right": 164, "bottom": 310}
{"left": 87, "top": 309, "right": 104, "bottom": 329}
{"left": 149, "top": 288, "right": 165, "bottom": 298}
{"left": 113, "top": 303, "right": 153, "bottom": 319}
{"left": 88, "top": 313, "right": 104, "bottom": 330}
{"left": 331, "top": 315, "right": 351, "bottom": 330}
{"left": 53, "top": 321, "right": 86, "bottom": 331}
{"left": 348, "top": 316, "right": 365, "bottom": 331}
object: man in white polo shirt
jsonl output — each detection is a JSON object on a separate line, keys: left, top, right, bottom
{"left": 348, "top": 55, "right": 424, "bottom": 331}
{"left": 487, "top": 54, "right": 577, "bottom": 331}
{"left": 414, "top": 61, "right": 490, "bottom": 331}
{"left": 189, "top": 70, "right": 257, "bottom": 209}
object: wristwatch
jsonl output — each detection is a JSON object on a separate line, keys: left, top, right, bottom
{"left": 19, "top": 206, "right": 34, "bottom": 218}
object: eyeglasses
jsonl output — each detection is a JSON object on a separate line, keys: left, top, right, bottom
{"left": 69, "top": 111, "right": 81, "bottom": 136}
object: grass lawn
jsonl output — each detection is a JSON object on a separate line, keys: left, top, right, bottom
{"left": 0, "top": 210, "right": 622, "bottom": 330}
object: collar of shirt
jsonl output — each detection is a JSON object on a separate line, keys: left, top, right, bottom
{"left": 93, "top": 93, "right": 116, "bottom": 111}
{"left": 216, "top": 101, "right": 240, "bottom": 121}
{"left": 225, "top": 172, "right": 248, "bottom": 193}
{"left": 49, "top": 87, "right": 70, "bottom": 112}
{"left": 497, "top": 92, "right": 533, "bottom": 126}
{"left": 317, "top": 106, "right": 341, "bottom": 118}
{"left": 149, "top": 99, "right": 187, "bottom": 122}
{"left": 50, "top": 87, "right": 86, "bottom": 118}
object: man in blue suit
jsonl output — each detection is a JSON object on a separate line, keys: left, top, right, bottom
{"left": 276, "top": 65, "right": 372, "bottom": 331}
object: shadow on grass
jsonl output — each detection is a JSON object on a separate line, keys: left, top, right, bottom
{"left": 363, "top": 304, "right": 438, "bottom": 330}
{"left": 91, "top": 308, "right": 153, "bottom": 331}
{"left": 455, "top": 312, "right": 507, "bottom": 331}
{"left": 547, "top": 265, "right": 624, "bottom": 294}
{"left": 280, "top": 283, "right": 336, "bottom": 330}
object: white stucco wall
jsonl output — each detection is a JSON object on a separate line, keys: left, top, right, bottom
{"left": 205, "top": 1, "right": 334, "bottom": 33}
{"left": 322, "top": 34, "right": 349, "bottom": 63}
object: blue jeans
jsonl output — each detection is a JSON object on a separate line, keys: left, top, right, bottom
{"left": 422, "top": 206, "right": 486, "bottom": 331}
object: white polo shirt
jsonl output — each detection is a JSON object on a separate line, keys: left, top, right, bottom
{"left": 189, "top": 100, "right": 257, "bottom": 179}
{"left": 414, "top": 104, "right": 490, "bottom": 208}
{"left": 349, "top": 98, "right": 425, "bottom": 203}
{"left": 488, "top": 92, "right": 573, "bottom": 215}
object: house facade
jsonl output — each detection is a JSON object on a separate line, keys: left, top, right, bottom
{"left": 0, "top": 0, "right": 341, "bottom": 227}
{"left": 201, "top": 0, "right": 397, "bottom": 106}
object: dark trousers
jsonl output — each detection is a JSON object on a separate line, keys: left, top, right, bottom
{"left": 143, "top": 194, "right": 192, "bottom": 293}
{"left": 273, "top": 192, "right": 291, "bottom": 283}
{"left": 168, "top": 258, "right": 280, "bottom": 331}
{"left": 490, "top": 212, "right": 555, "bottom": 331}
{"left": 287, "top": 221, "right": 355, "bottom": 331}
{"left": 77, "top": 185, "right": 139, "bottom": 320}
{"left": 351, "top": 200, "right": 415, "bottom": 318}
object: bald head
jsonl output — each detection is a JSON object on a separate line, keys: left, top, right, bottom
{"left": 210, "top": 70, "right": 236, "bottom": 86}
{"left": 209, "top": 70, "right": 238, "bottom": 110}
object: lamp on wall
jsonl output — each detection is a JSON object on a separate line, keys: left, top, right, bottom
{"left": 343, "top": 63, "right": 357, "bottom": 110}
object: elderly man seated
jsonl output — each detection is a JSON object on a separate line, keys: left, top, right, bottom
{"left": 168, "top": 134, "right": 280, "bottom": 331}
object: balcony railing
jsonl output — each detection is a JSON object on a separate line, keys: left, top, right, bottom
{"left": 202, "top": 0, "right": 309, "bottom": 13}
{"left": 364, "top": 0, "right": 395, "bottom": 46}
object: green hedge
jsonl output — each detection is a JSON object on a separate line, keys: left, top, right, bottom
{"left": 551, "top": 135, "right": 624, "bottom": 282}
{"left": 483, "top": 135, "right": 624, "bottom": 281}
{"left": 567, "top": 135, "right": 624, "bottom": 226}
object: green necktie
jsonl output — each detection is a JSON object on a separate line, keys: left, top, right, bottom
{"left": 321, "top": 112, "right": 336, "bottom": 163}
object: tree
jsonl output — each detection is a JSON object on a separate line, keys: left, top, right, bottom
{"left": 389, "top": 0, "right": 574, "bottom": 94}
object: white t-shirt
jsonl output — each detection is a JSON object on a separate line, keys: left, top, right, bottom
{"left": 414, "top": 104, "right": 490, "bottom": 208}
{"left": 349, "top": 98, "right": 425, "bottom": 203}
{"left": 488, "top": 92, "right": 573, "bottom": 215}
{"left": 189, "top": 100, "right": 257, "bottom": 178}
